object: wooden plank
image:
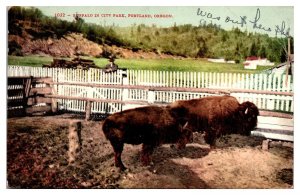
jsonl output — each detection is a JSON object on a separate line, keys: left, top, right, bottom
{"left": 8, "top": 108, "right": 26, "bottom": 117}
{"left": 7, "top": 89, "right": 23, "bottom": 97}
{"left": 29, "top": 87, "right": 52, "bottom": 95}
{"left": 258, "top": 116, "right": 293, "bottom": 126}
{"left": 259, "top": 111, "right": 293, "bottom": 119}
{"left": 45, "top": 94, "right": 165, "bottom": 106}
{"left": 251, "top": 130, "right": 293, "bottom": 142}
{"left": 254, "top": 115, "right": 294, "bottom": 142}
{"left": 7, "top": 99, "right": 24, "bottom": 108}
{"left": 254, "top": 127, "right": 293, "bottom": 135}
{"left": 49, "top": 82, "right": 294, "bottom": 96}
{"left": 24, "top": 77, "right": 32, "bottom": 98}
{"left": 257, "top": 123, "right": 293, "bottom": 131}
{"left": 27, "top": 96, "right": 53, "bottom": 105}
{"left": 26, "top": 105, "right": 52, "bottom": 114}
{"left": 8, "top": 77, "right": 30, "bottom": 85}
{"left": 32, "top": 77, "right": 53, "bottom": 84}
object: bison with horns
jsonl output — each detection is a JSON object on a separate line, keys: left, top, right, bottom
{"left": 169, "top": 95, "right": 259, "bottom": 147}
{"left": 102, "top": 106, "right": 193, "bottom": 171}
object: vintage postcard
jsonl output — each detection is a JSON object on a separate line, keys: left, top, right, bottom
{"left": 7, "top": 5, "right": 294, "bottom": 189}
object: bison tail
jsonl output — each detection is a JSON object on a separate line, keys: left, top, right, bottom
{"left": 102, "top": 118, "right": 113, "bottom": 139}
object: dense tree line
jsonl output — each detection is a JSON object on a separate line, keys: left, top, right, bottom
{"left": 121, "top": 23, "right": 292, "bottom": 63}
{"left": 8, "top": 6, "right": 293, "bottom": 63}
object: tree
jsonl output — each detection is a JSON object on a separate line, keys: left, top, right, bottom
{"left": 258, "top": 45, "right": 267, "bottom": 58}
{"left": 196, "top": 37, "right": 208, "bottom": 58}
{"left": 221, "top": 31, "right": 229, "bottom": 42}
{"left": 249, "top": 42, "right": 257, "bottom": 56}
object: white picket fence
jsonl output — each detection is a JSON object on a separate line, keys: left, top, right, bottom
{"left": 126, "top": 69, "right": 293, "bottom": 112}
{"left": 8, "top": 65, "right": 294, "bottom": 114}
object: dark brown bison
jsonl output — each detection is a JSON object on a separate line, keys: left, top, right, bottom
{"left": 102, "top": 106, "right": 193, "bottom": 171}
{"left": 169, "top": 95, "right": 259, "bottom": 147}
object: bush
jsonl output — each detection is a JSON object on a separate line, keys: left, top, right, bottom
{"left": 8, "top": 40, "right": 23, "bottom": 56}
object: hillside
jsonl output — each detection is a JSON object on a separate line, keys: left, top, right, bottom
{"left": 8, "top": 20, "right": 179, "bottom": 59}
{"left": 8, "top": 6, "right": 293, "bottom": 63}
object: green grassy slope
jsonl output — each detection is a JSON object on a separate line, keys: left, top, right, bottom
{"left": 8, "top": 55, "right": 275, "bottom": 74}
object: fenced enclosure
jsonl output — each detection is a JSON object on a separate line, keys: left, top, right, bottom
{"left": 8, "top": 65, "right": 294, "bottom": 141}
{"left": 8, "top": 65, "right": 294, "bottom": 114}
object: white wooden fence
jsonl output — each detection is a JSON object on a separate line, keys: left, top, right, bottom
{"left": 126, "top": 69, "right": 293, "bottom": 112}
{"left": 8, "top": 66, "right": 294, "bottom": 114}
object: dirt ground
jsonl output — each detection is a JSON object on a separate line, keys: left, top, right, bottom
{"left": 7, "top": 113, "right": 293, "bottom": 189}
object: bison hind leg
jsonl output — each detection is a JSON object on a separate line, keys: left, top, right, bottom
{"left": 110, "top": 141, "right": 126, "bottom": 171}
{"left": 141, "top": 144, "right": 155, "bottom": 166}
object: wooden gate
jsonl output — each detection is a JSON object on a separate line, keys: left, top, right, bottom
{"left": 7, "top": 77, "right": 57, "bottom": 117}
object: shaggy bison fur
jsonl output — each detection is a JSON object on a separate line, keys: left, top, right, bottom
{"left": 102, "top": 106, "right": 193, "bottom": 171}
{"left": 169, "top": 95, "right": 259, "bottom": 147}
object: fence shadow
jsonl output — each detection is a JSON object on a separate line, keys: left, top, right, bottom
{"left": 153, "top": 158, "right": 210, "bottom": 188}
{"left": 153, "top": 144, "right": 210, "bottom": 160}
{"left": 123, "top": 144, "right": 210, "bottom": 188}
{"left": 151, "top": 145, "right": 210, "bottom": 188}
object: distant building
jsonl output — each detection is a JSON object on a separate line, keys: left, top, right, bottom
{"left": 244, "top": 56, "right": 275, "bottom": 70}
{"left": 207, "top": 58, "right": 235, "bottom": 64}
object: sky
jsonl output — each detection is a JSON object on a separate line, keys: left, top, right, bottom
{"left": 36, "top": 6, "right": 294, "bottom": 37}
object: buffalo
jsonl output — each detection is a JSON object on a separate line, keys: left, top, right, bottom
{"left": 169, "top": 95, "right": 259, "bottom": 147}
{"left": 102, "top": 106, "right": 193, "bottom": 171}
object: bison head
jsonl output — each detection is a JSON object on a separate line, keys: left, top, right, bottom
{"left": 238, "top": 101, "right": 259, "bottom": 135}
{"left": 176, "top": 122, "right": 193, "bottom": 149}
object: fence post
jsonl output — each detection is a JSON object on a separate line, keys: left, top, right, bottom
{"left": 22, "top": 77, "right": 32, "bottom": 115}
{"left": 68, "top": 120, "right": 82, "bottom": 164}
{"left": 148, "top": 90, "right": 155, "bottom": 104}
{"left": 85, "top": 69, "right": 93, "bottom": 120}
{"left": 85, "top": 101, "right": 92, "bottom": 121}
{"left": 121, "top": 69, "right": 132, "bottom": 110}
{"left": 122, "top": 70, "right": 129, "bottom": 101}
{"left": 46, "top": 78, "right": 58, "bottom": 113}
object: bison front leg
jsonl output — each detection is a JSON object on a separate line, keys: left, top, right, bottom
{"left": 204, "top": 129, "right": 217, "bottom": 149}
{"left": 111, "top": 141, "right": 126, "bottom": 171}
{"left": 141, "top": 144, "right": 154, "bottom": 166}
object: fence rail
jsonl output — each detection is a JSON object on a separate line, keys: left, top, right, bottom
{"left": 8, "top": 65, "right": 294, "bottom": 114}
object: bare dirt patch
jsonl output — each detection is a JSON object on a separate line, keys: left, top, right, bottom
{"left": 7, "top": 114, "right": 293, "bottom": 189}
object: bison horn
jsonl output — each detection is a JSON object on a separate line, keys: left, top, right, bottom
{"left": 183, "top": 122, "right": 189, "bottom": 129}
{"left": 245, "top": 108, "right": 248, "bottom": 115}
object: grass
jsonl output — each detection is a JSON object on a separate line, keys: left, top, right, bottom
{"left": 8, "top": 55, "right": 276, "bottom": 74}
{"left": 8, "top": 55, "right": 54, "bottom": 67}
